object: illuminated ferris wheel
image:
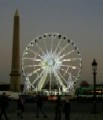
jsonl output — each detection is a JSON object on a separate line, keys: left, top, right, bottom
{"left": 22, "top": 32, "right": 82, "bottom": 94}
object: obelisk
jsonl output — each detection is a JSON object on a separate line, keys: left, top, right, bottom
{"left": 10, "top": 10, "right": 21, "bottom": 92}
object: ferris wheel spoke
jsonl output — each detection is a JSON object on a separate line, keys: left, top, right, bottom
{"left": 27, "top": 49, "right": 41, "bottom": 57}
{"left": 24, "top": 65, "right": 34, "bottom": 68}
{"left": 62, "top": 58, "right": 82, "bottom": 62}
{"left": 23, "top": 57, "right": 42, "bottom": 62}
{"left": 61, "top": 68, "right": 73, "bottom": 77}
{"left": 23, "top": 65, "right": 34, "bottom": 69}
{"left": 32, "top": 68, "right": 42, "bottom": 74}
{"left": 63, "top": 66, "right": 70, "bottom": 76}
{"left": 53, "top": 38, "right": 62, "bottom": 54}
{"left": 27, "top": 68, "right": 41, "bottom": 77}
{"left": 59, "top": 50, "right": 75, "bottom": 59}
{"left": 24, "top": 65, "right": 34, "bottom": 69}
{"left": 35, "top": 43, "right": 45, "bottom": 55}
{"left": 53, "top": 71, "right": 66, "bottom": 89}
{"left": 37, "top": 71, "right": 48, "bottom": 91}
{"left": 35, "top": 58, "right": 42, "bottom": 61}
{"left": 23, "top": 59, "right": 42, "bottom": 71}
{"left": 43, "top": 37, "right": 49, "bottom": 54}
{"left": 57, "top": 70, "right": 67, "bottom": 85}
{"left": 33, "top": 64, "right": 42, "bottom": 67}
{"left": 61, "top": 64, "right": 78, "bottom": 69}
{"left": 32, "top": 70, "right": 45, "bottom": 85}
{"left": 51, "top": 35, "right": 54, "bottom": 53}
{"left": 61, "top": 68, "right": 68, "bottom": 75}
{"left": 49, "top": 68, "right": 52, "bottom": 91}
{"left": 57, "top": 43, "right": 70, "bottom": 56}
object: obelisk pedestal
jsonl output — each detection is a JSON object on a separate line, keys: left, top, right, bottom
{"left": 10, "top": 10, "right": 21, "bottom": 92}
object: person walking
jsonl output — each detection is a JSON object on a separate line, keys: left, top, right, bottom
{"left": 36, "top": 93, "right": 47, "bottom": 118}
{"left": 54, "top": 95, "right": 62, "bottom": 120}
{"left": 17, "top": 95, "right": 25, "bottom": 119}
{"left": 0, "top": 92, "right": 9, "bottom": 120}
{"left": 63, "top": 97, "right": 71, "bottom": 120}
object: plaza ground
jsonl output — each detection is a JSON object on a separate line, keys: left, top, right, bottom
{"left": 7, "top": 99, "right": 103, "bottom": 114}
{"left": 3, "top": 99, "right": 103, "bottom": 120}
{"left": 7, "top": 113, "right": 103, "bottom": 120}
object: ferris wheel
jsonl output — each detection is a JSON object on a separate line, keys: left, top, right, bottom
{"left": 22, "top": 32, "right": 82, "bottom": 94}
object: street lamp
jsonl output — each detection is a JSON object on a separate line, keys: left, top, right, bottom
{"left": 91, "top": 58, "right": 97, "bottom": 113}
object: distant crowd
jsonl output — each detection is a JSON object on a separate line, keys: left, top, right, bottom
{"left": 0, "top": 92, "right": 71, "bottom": 120}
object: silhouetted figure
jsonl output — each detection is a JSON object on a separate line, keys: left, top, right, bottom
{"left": 63, "top": 97, "right": 71, "bottom": 120}
{"left": 54, "top": 95, "right": 62, "bottom": 120}
{"left": 36, "top": 93, "right": 47, "bottom": 118}
{"left": 0, "top": 92, "right": 9, "bottom": 120}
{"left": 17, "top": 95, "right": 25, "bottom": 119}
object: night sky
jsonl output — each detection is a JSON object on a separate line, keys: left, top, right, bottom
{"left": 0, "top": 0, "right": 103, "bottom": 86}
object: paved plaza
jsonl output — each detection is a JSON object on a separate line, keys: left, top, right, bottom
{"left": 7, "top": 113, "right": 103, "bottom": 120}
{"left": 1, "top": 100, "right": 103, "bottom": 120}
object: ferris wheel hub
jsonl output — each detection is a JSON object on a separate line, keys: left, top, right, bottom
{"left": 41, "top": 52, "right": 62, "bottom": 73}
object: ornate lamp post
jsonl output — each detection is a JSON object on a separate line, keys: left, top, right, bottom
{"left": 92, "top": 58, "right": 97, "bottom": 113}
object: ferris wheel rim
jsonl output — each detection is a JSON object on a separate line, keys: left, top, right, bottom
{"left": 22, "top": 32, "right": 82, "bottom": 94}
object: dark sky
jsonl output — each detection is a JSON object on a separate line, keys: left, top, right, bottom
{"left": 0, "top": 0, "right": 103, "bottom": 85}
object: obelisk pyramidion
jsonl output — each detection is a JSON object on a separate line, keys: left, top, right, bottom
{"left": 10, "top": 10, "right": 21, "bottom": 92}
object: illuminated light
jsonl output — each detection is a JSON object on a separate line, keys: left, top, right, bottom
{"left": 63, "top": 59, "right": 71, "bottom": 61}
{"left": 35, "top": 59, "right": 41, "bottom": 61}
{"left": 22, "top": 32, "right": 82, "bottom": 94}
{"left": 72, "top": 66, "right": 76, "bottom": 69}
{"left": 25, "top": 52, "right": 28, "bottom": 55}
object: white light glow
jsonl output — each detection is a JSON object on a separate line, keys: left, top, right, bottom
{"left": 22, "top": 32, "right": 82, "bottom": 95}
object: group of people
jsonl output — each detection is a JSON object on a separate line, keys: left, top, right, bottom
{"left": 55, "top": 95, "right": 71, "bottom": 120}
{"left": 0, "top": 92, "right": 24, "bottom": 120}
{"left": 0, "top": 92, "right": 71, "bottom": 120}
{"left": 31, "top": 93, "right": 71, "bottom": 120}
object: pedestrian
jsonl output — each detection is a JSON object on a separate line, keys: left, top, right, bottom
{"left": 17, "top": 95, "right": 25, "bottom": 119}
{"left": 0, "top": 92, "right": 9, "bottom": 120}
{"left": 63, "top": 97, "right": 71, "bottom": 120}
{"left": 36, "top": 92, "right": 47, "bottom": 118}
{"left": 54, "top": 95, "right": 62, "bottom": 120}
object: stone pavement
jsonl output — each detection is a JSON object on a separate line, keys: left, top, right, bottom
{"left": 7, "top": 113, "right": 103, "bottom": 120}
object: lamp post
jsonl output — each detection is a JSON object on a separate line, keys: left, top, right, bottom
{"left": 92, "top": 58, "right": 97, "bottom": 113}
